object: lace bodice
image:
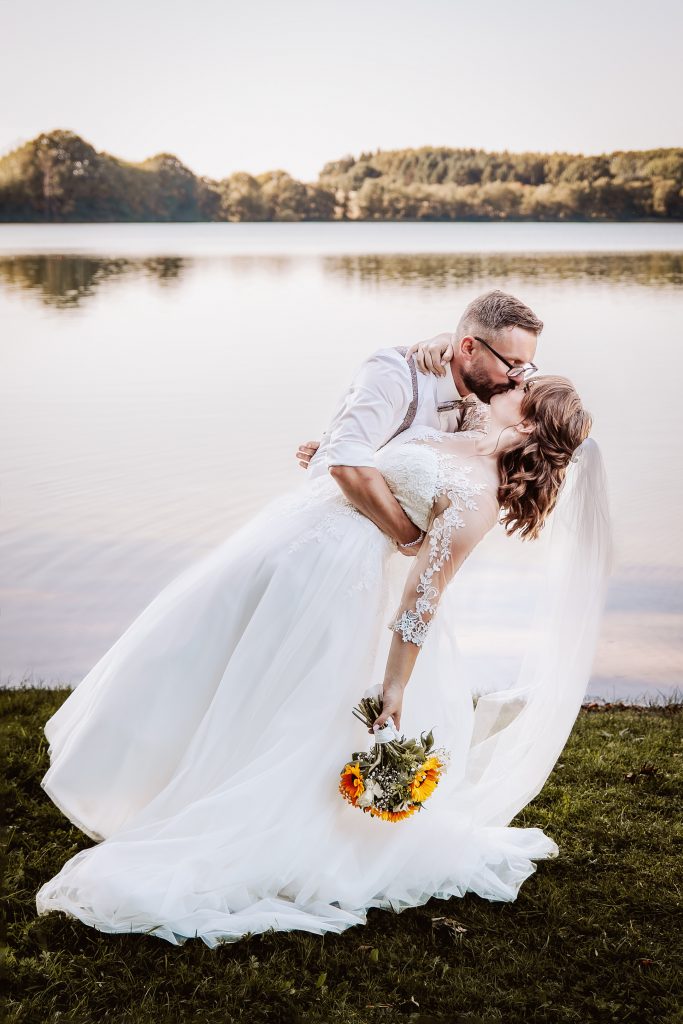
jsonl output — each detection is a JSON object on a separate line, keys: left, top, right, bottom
{"left": 377, "top": 425, "right": 500, "bottom": 647}
{"left": 375, "top": 440, "right": 440, "bottom": 532}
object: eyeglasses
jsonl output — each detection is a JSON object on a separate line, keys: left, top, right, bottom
{"left": 473, "top": 336, "right": 538, "bottom": 381}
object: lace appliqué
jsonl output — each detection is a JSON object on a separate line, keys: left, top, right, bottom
{"left": 346, "top": 541, "right": 394, "bottom": 596}
{"left": 401, "top": 425, "right": 485, "bottom": 444}
{"left": 390, "top": 608, "right": 431, "bottom": 646}
{"left": 283, "top": 484, "right": 391, "bottom": 596}
{"left": 388, "top": 450, "right": 487, "bottom": 647}
{"left": 405, "top": 425, "right": 447, "bottom": 444}
{"left": 460, "top": 401, "right": 491, "bottom": 435}
{"left": 287, "top": 494, "right": 363, "bottom": 554}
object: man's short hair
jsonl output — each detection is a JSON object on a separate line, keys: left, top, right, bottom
{"left": 458, "top": 289, "right": 544, "bottom": 339}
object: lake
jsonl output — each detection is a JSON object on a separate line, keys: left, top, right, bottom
{"left": 1, "top": 222, "right": 682, "bottom": 702}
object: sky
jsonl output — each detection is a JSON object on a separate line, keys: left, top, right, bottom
{"left": 1, "top": 0, "right": 681, "bottom": 182}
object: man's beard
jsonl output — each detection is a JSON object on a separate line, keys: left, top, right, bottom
{"left": 461, "top": 366, "right": 513, "bottom": 405}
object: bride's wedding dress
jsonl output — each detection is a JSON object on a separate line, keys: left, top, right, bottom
{"left": 35, "top": 424, "right": 609, "bottom": 946}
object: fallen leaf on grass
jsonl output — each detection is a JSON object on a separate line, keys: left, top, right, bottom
{"left": 431, "top": 915, "right": 468, "bottom": 937}
{"left": 397, "top": 995, "right": 420, "bottom": 1012}
{"left": 624, "top": 761, "right": 659, "bottom": 782}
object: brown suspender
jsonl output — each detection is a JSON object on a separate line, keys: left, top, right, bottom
{"left": 386, "top": 346, "right": 419, "bottom": 443}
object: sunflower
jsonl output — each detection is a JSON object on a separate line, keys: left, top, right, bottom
{"left": 365, "top": 804, "right": 419, "bottom": 822}
{"left": 409, "top": 756, "right": 443, "bottom": 803}
{"left": 339, "top": 762, "right": 364, "bottom": 805}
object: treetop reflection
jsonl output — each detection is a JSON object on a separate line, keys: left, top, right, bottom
{"left": 0, "top": 251, "right": 680, "bottom": 309}
{"left": 0, "top": 255, "right": 185, "bottom": 309}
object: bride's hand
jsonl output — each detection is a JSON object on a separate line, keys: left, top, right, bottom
{"left": 370, "top": 680, "right": 404, "bottom": 733}
{"left": 405, "top": 333, "right": 455, "bottom": 377}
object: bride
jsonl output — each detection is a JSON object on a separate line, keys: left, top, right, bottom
{"left": 35, "top": 373, "right": 612, "bottom": 947}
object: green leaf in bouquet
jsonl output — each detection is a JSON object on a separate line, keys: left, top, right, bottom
{"left": 421, "top": 729, "right": 435, "bottom": 752}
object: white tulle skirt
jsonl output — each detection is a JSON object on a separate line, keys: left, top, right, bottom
{"left": 35, "top": 475, "right": 558, "bottom": 946}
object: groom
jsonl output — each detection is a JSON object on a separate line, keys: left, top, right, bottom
{"left": 297, "top": 289, "right": 543, "bottom": 553}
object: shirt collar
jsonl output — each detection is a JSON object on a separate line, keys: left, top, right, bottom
{"left": 434, "top": 365, "right": 464, "bottom": 405}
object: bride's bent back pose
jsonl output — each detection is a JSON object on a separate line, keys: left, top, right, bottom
{"left": 36, "top": 373, "right": 612, "bottom": 947}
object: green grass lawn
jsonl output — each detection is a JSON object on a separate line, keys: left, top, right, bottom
{"left": 2, "top": 686, "right": 681, "bottom": 1024}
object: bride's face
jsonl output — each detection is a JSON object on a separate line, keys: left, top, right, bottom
{"left": 489, "top": 386, "right": 528, "bottom": 428}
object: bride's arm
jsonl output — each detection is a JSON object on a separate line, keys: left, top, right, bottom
{"left": 371, "top": 491, "right": 498, "bottom": 731}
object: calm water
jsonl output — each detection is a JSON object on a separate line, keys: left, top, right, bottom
{"left": 1, "top": 223, "right": 682, "bottom": 702}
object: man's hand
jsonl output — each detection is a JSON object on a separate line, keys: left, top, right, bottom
{"left": 397, "top": 544, "right": 420, "bottom": 558}
{"left": 295, "top": 440, "right": 320, "bottom": 469}
{"left": 396, "top": 530, "right": 424, "bottom": 558}
{"left": 405, "top": 332, "right": 455, "bottom": 377}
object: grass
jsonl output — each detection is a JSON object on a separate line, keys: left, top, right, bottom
{"left": 1, "top": 685, "right": 681, "bottom": 1024}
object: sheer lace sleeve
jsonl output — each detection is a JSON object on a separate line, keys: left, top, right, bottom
{"left": 388, "top": 456, "right": 499, "bottom": 647}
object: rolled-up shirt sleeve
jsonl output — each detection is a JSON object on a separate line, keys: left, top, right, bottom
{"left": 325, "top": 349, "right": 413, "bottom": 470}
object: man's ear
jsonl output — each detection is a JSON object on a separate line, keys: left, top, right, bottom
{"left": 459, "top": 335, "right": 476, "bottom": 359}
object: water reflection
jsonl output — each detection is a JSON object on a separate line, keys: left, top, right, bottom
{"left": 1, "top": 228, "right": 681, "bottom": 699}
{"left": 325, "top": 251, "right": 683, "bottom": 290}
{"left": 0, "top": 255, "right": 185, "bottom": 308}
{"left": 0, "top": 250, "right": 681, "bottom": 309}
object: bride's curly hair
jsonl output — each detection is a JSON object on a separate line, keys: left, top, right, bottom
{"left": 498, "top": 375, "right": 592, "bottom": 540}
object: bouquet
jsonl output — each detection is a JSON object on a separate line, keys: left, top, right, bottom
{"left": 338, "top": 691, "right": 450, "bottom": 822}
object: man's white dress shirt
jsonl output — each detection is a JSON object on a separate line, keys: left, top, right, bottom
{"left": 308, "top": 347, "right": 474, "bottom": 480}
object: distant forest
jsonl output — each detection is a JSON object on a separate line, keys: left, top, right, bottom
{"left": 0, "top": 130, "right": 681, "bottom": 222}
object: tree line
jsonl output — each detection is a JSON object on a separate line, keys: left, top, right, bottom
{"left": 0, "top": 131, "right": 680, "bottom": 222}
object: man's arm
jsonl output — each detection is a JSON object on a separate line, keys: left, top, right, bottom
{"left": 295, "top": 444, "right": 422, "bottom": 549}
{"left": 301, "top": 349, "right": 424, "bottom": 548}
{"left": 295, "top": 336, "right": 453, "bottom": 469}
{"left": 329, "top": 465, "right": 422, "bottom": 549}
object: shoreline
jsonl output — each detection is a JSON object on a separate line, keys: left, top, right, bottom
{"left": 2, "top": 681, "right": 682, "bottom": 713}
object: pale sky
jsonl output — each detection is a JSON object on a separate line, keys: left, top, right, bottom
{"left": 1, "top": 0, "right": 680, "bottom": 182}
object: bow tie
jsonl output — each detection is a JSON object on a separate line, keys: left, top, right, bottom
{"left": 437, "top": 397, "right": 467, "bottom": 412}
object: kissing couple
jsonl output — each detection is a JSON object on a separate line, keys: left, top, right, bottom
{"left": 36, "top": 289, "right": 612, "bottom": 947}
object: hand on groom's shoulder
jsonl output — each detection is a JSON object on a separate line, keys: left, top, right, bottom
{"left": 405, "top": 332, "right": 456, "bottom": 378}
